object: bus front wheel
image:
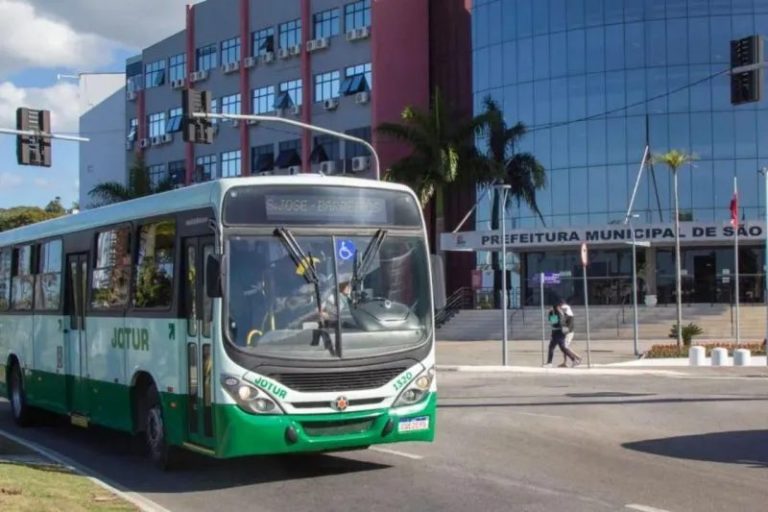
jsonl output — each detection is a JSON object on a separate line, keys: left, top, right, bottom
{"left": 8, "top": 363, "right": 32, "bottom": 427}
{"left": 144, "top": 385, "right": 176, "bottom": 470}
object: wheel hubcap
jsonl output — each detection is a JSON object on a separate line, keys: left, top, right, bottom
{"left": 147, "top": 407, "right": 164, "bottom": 453}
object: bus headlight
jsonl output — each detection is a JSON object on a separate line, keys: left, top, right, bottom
{"left": 220, "top": 374, "right": 284, "bottom": 415}
{"left": 393, "top": 366, "right": 435, "bottom": 407}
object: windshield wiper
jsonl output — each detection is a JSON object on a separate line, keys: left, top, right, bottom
{"left": 273, "top": 228, "right": 336, "bottom": 355}
{"left": 351, "top": 229, "right": 387, "bottom": 306}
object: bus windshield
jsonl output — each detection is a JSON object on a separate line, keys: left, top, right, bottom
{"left": 226, "top": 233, "right": 432, "bottom": 360}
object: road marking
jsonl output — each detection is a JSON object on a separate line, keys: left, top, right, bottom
{"left": 626, "top": 504, "right": 674, "bottom": 512}
{"left": 514, "top": 411, "right": 566, "bottom": 420}
{"left": 369, "top": 446, "right": 424, "bottom": 460}
{"left": 0, "top": 428, "right": 172, "bottom": 512}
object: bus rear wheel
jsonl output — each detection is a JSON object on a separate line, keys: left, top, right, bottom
{"left": 144, "top": 385, "right": 176, "bottom": 470}
{"left": 8, "top": 363, "right": 32, "bottom": 427}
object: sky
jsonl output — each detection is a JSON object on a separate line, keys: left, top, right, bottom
{"left": 0, "top": 0, "right": 197, "bottom": 209}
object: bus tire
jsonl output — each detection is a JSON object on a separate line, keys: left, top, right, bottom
{"left": 8, "top": 363, "right": 33, "bottom": 427}
{"left": 144, "top": 384, "right": 176, "bottom": 470}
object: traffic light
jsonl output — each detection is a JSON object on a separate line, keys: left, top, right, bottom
{"left": 730, "top": 35, "right": 763, "bottom": 105}
{"left": 16, "top": 108, "right": 52, "bottom": 167}
{"left": 182, "top": 88, "right": 214, "bottom": 144}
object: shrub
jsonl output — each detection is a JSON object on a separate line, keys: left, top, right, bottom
{"left": 646, "top": 342, "right": 766, "bottom": 359}
{"left": 668, "top": 322, "right": 703, "bottom": 346}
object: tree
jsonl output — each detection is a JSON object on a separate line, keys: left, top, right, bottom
{"left": 44, "top": 196, "right": 66, "bottom": 215}
{"left": 0, "top": 203, "right": 66, "bottom": 232}
{"left": 89, "top": 154, "right": 174, "bottom": 206}
{"left": 652, "top": 149, "right": 697, "bottom": 348}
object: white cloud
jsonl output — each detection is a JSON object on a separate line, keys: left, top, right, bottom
{"left": 30, "top": 0, "right": 198, "bottom": 49}
{"left": 0, "top": 81, "right": 80, "bottom": 132}
{"left": 33, "top": 177, "right": 51, "bottom": 187}
{"left": 0, "top": 171, "right": 23, "bottom": 188}
{"left": 0, "top": 0, "right": 115, "bottom": 77}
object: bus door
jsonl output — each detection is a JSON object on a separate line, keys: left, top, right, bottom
{"left": 64, "top": 253, "right": 89, "bottom": 415}
{"left": 183, "top": 237, "right": 215, "bottom": 448}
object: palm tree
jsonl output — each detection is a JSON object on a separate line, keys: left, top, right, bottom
{"left": 89, "top": 154, "right": 174, "bottom": 206}
{"left": 652, "top": 149, "right": 697, "bottom": 349}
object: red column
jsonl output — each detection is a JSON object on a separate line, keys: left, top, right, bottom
{"left": 300, "top": 0, "right": 312, "bottom": 172}
{"left": 184, "top": 4, "right": 196, "bottom": 185}
{"left": 239, "top": 0, "right": 251, "bottom": 176}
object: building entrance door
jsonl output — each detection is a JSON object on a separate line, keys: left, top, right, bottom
{"left": 693, "top": 254, "right": 716, "bottom": 303}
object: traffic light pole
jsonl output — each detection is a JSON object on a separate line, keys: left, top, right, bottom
{"left": 192, "top": 113, "right": 381, "bottom": 180}
{"left": 0, "top": 127, "right": 90, "bottom": 142}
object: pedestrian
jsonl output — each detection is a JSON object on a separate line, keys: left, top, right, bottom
{"left": 543, "top": 300, "right": 581, "bottom": 368}
{"left": 558, "top": 299, "right": 582, "bottom": 367}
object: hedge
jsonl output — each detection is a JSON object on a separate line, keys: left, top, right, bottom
{"left": 645, "top": 342, "right": 766, "bottom": 359}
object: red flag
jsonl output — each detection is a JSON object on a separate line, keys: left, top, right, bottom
{"left": 730, "top": 192, "right": 738, "bottom": 227}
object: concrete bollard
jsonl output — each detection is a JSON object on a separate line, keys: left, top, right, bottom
{"left": 689, "top": 346, "right": 706, "bottom": 366}
{"left": 711, "top": 347, "right": 729, "bottom": 366}
{"left": 734, "top": 349, "right": 751, "bottom": 366}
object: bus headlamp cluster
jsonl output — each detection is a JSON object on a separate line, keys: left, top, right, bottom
{"left": 394, "top": 366, "right": 435, "bottom": 407}
{"left": 220, "top": 374, "right": 283, "bottom": 415}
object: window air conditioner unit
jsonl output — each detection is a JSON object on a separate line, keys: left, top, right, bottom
{"left": 307, "top": 37, "right": 329, "bottom": 53}
{"left": 139, "top": 138, "right": 150, "bottom": 149}
{"left": 277, "top": 48, "right": 291, "bottom": 59}
{"left": 161, "top": 133, "right": 173, "bottom": 143}
{"left": 260, "top": 52, "right": 275, "bottom": 64}
{"left": 287, "top": 165, "right": 301, "bottom": 175}
{"left": 290, "top": 105, "right": 302, "bottom": 116}
{"left": 347, "top": 26, "right": 370, "bottom": 41}
{"left": 125, "top": 141, "right": 134, "bottom": 151}
{"left": 320, "top": 161, "right": 336, "bottom": 174}
{"left": 223, "top": 61, "right": 240, "bottom": 74}
{"left": 289, "top": 44, "right": 302, "bottom": 56}
{"left": 127, "top": 91, "right": 137, "bottom": 101}
{"left": 150, "top": 136, "right": 162, "bottom": 146}
{"left": 247, "top": 118, "right": 260, "bottom": 125}
{"left": 258, "top": 170, "right": 274, "bottom": 176}
{"left": 232, "top": 120, "right": 240, "bottom": 128}
{"left": 190, "top": 70, "right": 209, "bottom": 83}
{"left": 351, "top": 156, "right": 370, "bottom": 173}
{"left": 355, "top": 91, "right": 371, "bottom": 104}
{"left": 323, "top": 98, "right": 339, "bottom": 111}
{"left": 243, "top": 56, "right": 256, "bottom": 69}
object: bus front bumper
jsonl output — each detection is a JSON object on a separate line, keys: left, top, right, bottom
{"left": 213, "top": 392, "right": 437, "bottom": 458}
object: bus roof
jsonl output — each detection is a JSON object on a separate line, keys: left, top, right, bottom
{"left": 0, "top": 175, "right": 417, "bottom": 247}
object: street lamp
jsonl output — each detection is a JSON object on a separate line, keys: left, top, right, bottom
{"left": 759, "top": 168, "right": 768, "bottom": 366}
{"left": 495, "top": 184, "right": 512, "bottom": 366}
{"left": 625, "top": 214, "right": 650, "bottom": 356}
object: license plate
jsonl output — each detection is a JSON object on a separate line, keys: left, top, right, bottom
{"left": 398, "top": 416, "right": 430, "bottom": 433}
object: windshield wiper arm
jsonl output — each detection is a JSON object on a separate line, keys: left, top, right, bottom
{"left": 352, "top": 229, "right": 387, "bottom": 304}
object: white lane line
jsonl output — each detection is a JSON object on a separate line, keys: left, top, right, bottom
{"left": 0, "top": 427, "right": 172, "bottom": 512}
{"left": 514, "top": 411, "right": 566, "bottom": 420}
{"left": 626, "top": 504, "right": 674, "bottom": 512}
{"left": 369, "top": 446, "right": 424, "bottom": 460}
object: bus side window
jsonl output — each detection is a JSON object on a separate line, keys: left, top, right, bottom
{"left": 11, "top": 245, "right": 33, "bottom": 311}
{"left": 0, "top": 249, "right": 10, "bottom": 311}
{"left": 34, "top": 240, "right": 62, "bottom": 311}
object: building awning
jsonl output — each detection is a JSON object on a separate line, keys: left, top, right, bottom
{"left": 254, "top": 153, "right": 274, "bottom": 172}
{"left": 275, "top": 148, "right": 301, "bottom": 168}
{"left": 310, "top": 144, "right": 329, "bottom": 163}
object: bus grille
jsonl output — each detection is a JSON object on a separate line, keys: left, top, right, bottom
{"left": 301, "top": 418, "right": 376, "bottom": 437}
{"left": 270, "top": 367, "right": 407, "bottom": 392}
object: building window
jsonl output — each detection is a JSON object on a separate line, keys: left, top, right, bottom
{"left": 340, "top": 63, "right": 372, "bottom": 95}
{"left": 221, "top": 36, "right": 241, "bottom": 65}
{"left": 221, "top": 93, "right": 242, "bottom": 117}
{"left": 34, "top": 240, "right": 62, "bottom": 311}
{"left": 252, "top": 144, "right": 274, "bottom": 173}
{"left": 279, "top": 19, "right": 302, "bottom": 49}
{"left": 196, "top": 44, "right": 218, "bottom": 71}
{"left": 127, "top": 74, "right": 144, "bottom": 95}
{"left": 252, "top": 26, "right": 275, "bottom": 55}
{"left": 195, "top": 154, "right": 217, "bottom": 182}
{"left": 166, "top": 107, "right": 183, "bottom": 133}
{"left": 169, "top": 53, "right": 186, "bottom": 83}
{"left": 312, "top": 135, "right": 340, "bottom": 163}
{"left": 314, "top": 8, "right": 340, "bottom": 38}
{"left": 145, "top": 60, "right": 166, "bottom": 88}
{"left": 314, "top": 71, "right": 340, "bottom": 102}
{"left": 275, "top": 139, "right": 301, "bottom": 168}
{"left": 0, "top": 249, "right": 11, "bottom": 311}
{"left": 252, "top": 86, "right": 275, "bottom": 114}
{"left": 127, "top": 118, "right": 138, "bottom": 142}
{"left": 91, "top": 227, "right": 131, "bottom": 309}
{"left": 168, "top": 160, "right": 186, "bottom": 185}
{"left": 221, "top": 150, "right": 242, "bottom": 177}
{"left": 344, "top": 0, "right": 371, "bottom": 31}
{"left": 148, "top": 112, "right": 166, "bottom": 138}
{"left": 345, "top": 126, "right": 371, "bottom": 158}
{"left": 134, "top": 220, "right": 176, "bottom": 309}
{"left": 11, "top": 245, "right": 33, "bottom": 311}
{"left": 277, "top": 79, "right": 303, "bottom": 108}
{"left": 210, "top": 98, "right": 219, "bottom": 125}
{"left": 148, "top": 164, "right": 168, "bottom": 187}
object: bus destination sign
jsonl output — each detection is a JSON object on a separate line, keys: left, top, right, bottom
{"left": 265, "top": 195, "right": 387, "bottom": 223}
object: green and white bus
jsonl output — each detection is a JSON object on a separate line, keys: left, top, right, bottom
{"left": 0, "top": 176, "right": 436, "bottom": 467}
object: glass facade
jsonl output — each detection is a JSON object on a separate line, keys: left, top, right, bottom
{"left": 473, "top": 0, "right": 768, "bottom": 229}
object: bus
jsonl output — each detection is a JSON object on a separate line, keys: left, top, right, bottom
{"left": 0, "top": 175, "right": 436, "bottom": 468}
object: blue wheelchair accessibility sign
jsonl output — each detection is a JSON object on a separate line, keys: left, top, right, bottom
{"left": 337, "top": 240, "right": 356, "bottom": 261}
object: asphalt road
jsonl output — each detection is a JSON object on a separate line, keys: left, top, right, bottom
{"left": 1, "top": 370, "right": 767, "bottom": 512}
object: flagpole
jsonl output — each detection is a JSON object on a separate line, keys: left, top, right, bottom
{"left": 734, "top": 176, "right": 741, "bottom": 345}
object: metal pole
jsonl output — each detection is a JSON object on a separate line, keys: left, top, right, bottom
{"left": 673, "top": 169, "right": 683, "bottom": 347}
{"left": 540, "top": 272, "right": 545, "bottom": 366}
{"left": 0, "top": 127, "right": 90, "bottom": 142}
{"left": 624, "top": 145, "right": 650, "bottom": 224}
{"left": 501, "top": 188, "right": 508, "bottom": 366}
{"left": 734, "top": 176, "right": 741, "bottom": 345}
{"left": 193, "top": 113, "right": 381, "bottom": 180}
{"left": 762, "top": 168, "right": 768, "bottom": 366}
{"left": 631, "top": 223, "right": 639, "bottom": 356}
{"left": 582, "top": 263, "right": 592, "bottom": 368}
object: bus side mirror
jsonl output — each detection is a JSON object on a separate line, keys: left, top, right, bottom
{"left": 206, "top": 254, "right": 222, "bottom": 298}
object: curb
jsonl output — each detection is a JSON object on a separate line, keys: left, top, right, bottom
{"left": 436, "top": 365, "right": 686, "bottom": 376}
{"left": 0, "top": 428, "right": 172, "bottom": 512}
